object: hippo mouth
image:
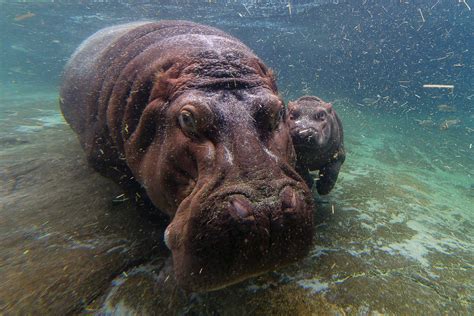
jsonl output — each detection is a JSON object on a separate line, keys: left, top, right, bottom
{"left": 291, "top": 127, "right": 323, "bottom": 147}
{"left": 164, "top": 180, "right": 314, "bottom": 292}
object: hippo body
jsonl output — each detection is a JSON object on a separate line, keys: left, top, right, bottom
{"left": 60, "top": 21, "right": 313, "bottom": 292}
{"left": 287, "top": 96, "right": 345, "bottom": 195}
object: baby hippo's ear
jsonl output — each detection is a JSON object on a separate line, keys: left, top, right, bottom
{"left": 287, "top": 101, "right": 295, "bottom": 110}
{"left": 324, "top": 102, "right": 333, "bottom": 113}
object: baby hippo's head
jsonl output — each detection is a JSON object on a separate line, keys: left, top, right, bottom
{"left": 287, "top": 96, "right": 336, "bottom": 151}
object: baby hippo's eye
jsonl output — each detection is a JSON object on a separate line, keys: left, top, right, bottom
{"left": 314, "top": 111, "right": 327, "bottom": 121}
{"left": 178, "top": 109, "right": 197, "bottom": 135}
{"left": 289, "top": 110, "right": 300, "bottom": 120}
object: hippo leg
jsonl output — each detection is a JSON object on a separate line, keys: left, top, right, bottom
{"left": 316, "top": 159, "right": 343, "bottom": 195}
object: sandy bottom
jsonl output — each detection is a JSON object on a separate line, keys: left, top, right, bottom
{"left": 1, "top": 85, "right": 472, "bottom": 314}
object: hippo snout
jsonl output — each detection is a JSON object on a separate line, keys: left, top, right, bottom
{"left": 228, "top": 186, "right": 300, "bottom": 219}
{"left": 296, "top": 127, "right": 318, "bottom": 138}
{"left": 292, "top": 127, "right": 320, "bottom": 146}
{"left": 165, "top": 183, "right": 313, "bottom": 292}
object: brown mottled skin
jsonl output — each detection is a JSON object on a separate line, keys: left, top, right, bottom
{"left": 287, "top": 96, "right": 345, "bottom": 195}
{"left": 60, "top": 21, "right": 314, "bottom": 292}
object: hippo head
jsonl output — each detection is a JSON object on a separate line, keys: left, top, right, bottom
{"left": 287, "top": 96, "right": 335, "bottom": 152}
{"left": 123, "top": 42, "right": 314, "bottom": 292}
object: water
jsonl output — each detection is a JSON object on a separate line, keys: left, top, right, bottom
{"left": 1, "top": 1, "right": 472, "bottom": 314}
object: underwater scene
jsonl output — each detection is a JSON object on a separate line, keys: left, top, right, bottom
{"left": 1, "top": 0, "right": 473, "bottom": 315}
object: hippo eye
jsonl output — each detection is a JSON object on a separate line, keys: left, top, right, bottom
{"left": 314, "top": 111, "right": 326, "bottom": 121}
{"left": 178, "top": 110, "right": 197, "bottom": 135}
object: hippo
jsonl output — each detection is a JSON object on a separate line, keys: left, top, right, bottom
{"left": 287, "top": 96, "right": 345, "bottom": 195}
{"left": 60, "top": 20, "right": 314, "bottom": 292}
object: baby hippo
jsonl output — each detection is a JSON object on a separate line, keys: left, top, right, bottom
{"left": 287, "top": 96, "right": 345, "bottom": 195}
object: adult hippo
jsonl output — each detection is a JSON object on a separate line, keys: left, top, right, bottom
{"left": 287, "top": 96, "right": 345, "bottom": 195}
{"left": 60, "top": 21, "right": 314, "bottom": 292}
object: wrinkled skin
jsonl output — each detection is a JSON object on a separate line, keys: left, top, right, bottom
{"left": 287, "top": 96, "right": 345, "bottom": 195}
{"left": 60, "top": 21, "right": 314, "bottom": 292}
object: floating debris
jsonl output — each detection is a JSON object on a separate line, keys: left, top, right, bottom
{"left": 422, "top": 84, "right": 454, "bottom": 89}
{"left": 14, "top": 12, "right": 36, "bottom": 21}
{"left": 112, "top": 193, "right": 129, "bottom": 204}
{"left": 414, "top": 119, "right": 435, "bottom": 127}
{"left": 362, "top": 95, "right": 381, "bottom": 106}
{"left": 10, "top": 44, "right": 31, "bottom": 53}
{"left": 418, "top": 8, "right": 425, "bottom": 23}
{"left": 8, "top": 66, "right": 35, "bottom": 76}
{"left": 437, "top": 104, "right": 456, "bottom": 112}
{"left": 460, "top": 0, "right": 471, "bottom": 11}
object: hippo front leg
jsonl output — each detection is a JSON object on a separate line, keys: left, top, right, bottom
{"left": 316, "top": 159, "right": 343, "bottom": 195}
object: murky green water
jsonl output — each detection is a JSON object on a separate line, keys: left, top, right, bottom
{"left": 1, "top": 1, "right": 472, "bottom": 314}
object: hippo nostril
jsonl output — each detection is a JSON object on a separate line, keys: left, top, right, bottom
{"left": 295, "top": 128, "right": 317, "bottom": 143}
{"left": 233, "top": 201, "right": 249, "bottom": 217}
{"left": 280, "top": 186, "right": 298, "bottom": 211}
{"left": 229, "top": 195, "right": 253, "bottom": 218}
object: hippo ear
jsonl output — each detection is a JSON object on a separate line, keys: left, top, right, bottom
{"left": 325, "top": 103, "right": 333, "bottom": 113}
{"left": 253, "top": 60, "right": 278, "bottom": 93}
{"left": 124, "top": 99, "right": 166, "bottom": 169}
{"left": 287, "top": 101, "right": 296, "bottom": 112}
{"left": 151, "top": 59, "right": 194, "bottom": 101}
{"left": 151, "top": 69, "right": 178, "bottom": 101}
